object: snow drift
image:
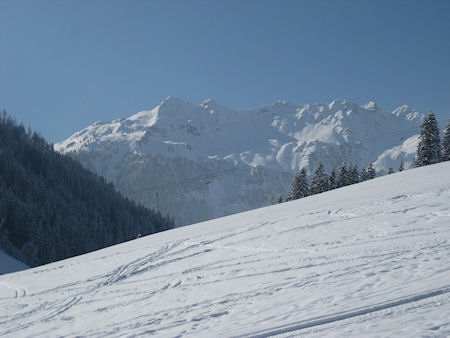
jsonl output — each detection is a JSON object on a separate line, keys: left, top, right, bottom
{"left": 1, "top": 162, "right": 449, "bottom": 337}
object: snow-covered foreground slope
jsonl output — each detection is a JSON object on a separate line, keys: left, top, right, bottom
{"left": 0, "top": 250, "right": 28, "bottom": 275}
{"left": 56, "top": 98, "right": 422, "bottom": 226}
{"left": 1, "top": 162, "right": 450, "bottom": 337}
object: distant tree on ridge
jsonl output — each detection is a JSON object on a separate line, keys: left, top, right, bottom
{"left": 310, "top": 163, "right": 329, "bottom": 195}
{"left": 414, "top": 111, "right": 441, "bottom": 167}
{"left": 442, "top": 120, "right": 450, "bottom": 162}
{"left": 287, "top": 168, "right": 309, "bottom": 200}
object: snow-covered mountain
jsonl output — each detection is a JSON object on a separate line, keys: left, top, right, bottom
{"left": 1, "top": 162, "right": 450, "bottom": 336}
{"left": 56, "top": 98, "right": 422, "bottom": 225}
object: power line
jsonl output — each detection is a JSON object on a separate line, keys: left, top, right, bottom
{"left": 124, "top": 164, "right": 253, "bottom": 194}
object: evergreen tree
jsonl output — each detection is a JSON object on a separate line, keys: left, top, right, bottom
{"left": 277, "top": 195, "right": 283, "bottom": 203}
{"left": 328, "top": 169, "right": 337, "bottom": 190}
{"left": 361, "top": 163, "right": 376, "bottom": 181}
{"left": 398, "top": 160, "right": 405, "bottom": 172}
{"left": 360, "top": 167, "right": 367, "bottom": 181}
{"left": 414, "top": 111, "right": 442, "bottom": 167}
{"left": 337, "top": 162, "right": 350, "bottom": 187}
{"left": 310, "top": 163, "right": 329, "bottom": 195}
{"left": 442, "top": 121, "right": 450, "bottom": 162}
{"left": 368, "top": 163, "right": 376, "bottom": 179}
{"left": 348, "top": 163, "right": 360, "bottom": 184}
{"left": 288, "top": 168, "right": 309, "bottom": 200}
{"left": 388, "top": 168, "right": 395, "bottom": 174}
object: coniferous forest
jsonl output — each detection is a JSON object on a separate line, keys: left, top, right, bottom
{"left": 284, "top": 111, "right": 450, "bottom": 204}
{"left": 0, "top": 112, "right": 174, "bottom": 267}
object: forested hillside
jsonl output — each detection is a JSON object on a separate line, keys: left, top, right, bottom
{"left": 0, "top": 112, "right": 174, "bottom": 267}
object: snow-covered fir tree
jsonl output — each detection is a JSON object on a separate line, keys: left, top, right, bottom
{"left": 442, "top": 121, "right": 450, "bottom": 162}
{"left": 287, "top": 168, "right": 309, "bottom": 200}
{"left": 337, "top": 163, "right": 349, "bottom": 187}
{"left": 348, "top": 163, "right": 360, "bottom": 184}
{"left": 388, "top": 168, "right": 395, "bottom": 174}
{"left": 328, "top": 169, "right": 337, "bottom": 190}
{"left": 361, "top": 163, "right": 376, "bottom": 181}
{"left": 368, "top": 163, "right": 376, "bottom": 179}
{"left": 337, "top": 162, "right": 359, "bottom": 187}
{"left": 398, "top": 160, "right": 405, "bottom": 172}
{"left": 310, "top": 163, "right": 329, "bottom": 195}
{"left": 414, "top": 111, "right": 441, "bottom": 167}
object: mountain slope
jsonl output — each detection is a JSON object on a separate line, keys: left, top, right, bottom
{"left": 0, "top": 113, "right": 174, "bottom": 267}
{"left": 1, "top": 162, "right": 449, "bottom": 337}
{"left": 0, "top": 250, "right": 28, "bottom": 275}
{"left": 56, "top": 98, "right": 422, "bottom": 225}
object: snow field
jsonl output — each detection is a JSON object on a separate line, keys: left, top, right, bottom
{"left": 1, "top": 162, "right": 450, "bottom": 337}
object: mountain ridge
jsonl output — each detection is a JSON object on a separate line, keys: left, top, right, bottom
{"left": 56, "top": 98, "right": 423, "bottom": 225}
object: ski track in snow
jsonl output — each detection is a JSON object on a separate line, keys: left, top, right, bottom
{"left": 242, "top": 284, "right": 450, "bottom": 337}
{"left": 1, "top": 163, "right": 450, "bottom": 337}
{"left": 276, "top": 292, "right": 450, "bottom": 337}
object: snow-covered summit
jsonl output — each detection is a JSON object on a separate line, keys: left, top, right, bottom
{"left": 361, "top": 100, "right": 378, "bottom": 110}
{"left": 56, "top": 98, "right": 423, "bottom": 225}
{"left": 392, "top": 104, "right": 423, "bottom": 121}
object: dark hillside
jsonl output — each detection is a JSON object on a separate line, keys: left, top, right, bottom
{"left": 0, "top": 112, "right": 174, "bottom": 267}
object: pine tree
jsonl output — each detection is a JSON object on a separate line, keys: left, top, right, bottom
{"left": 398, "top": 160, "right": 405, "bottom": 172}
{"left": 388, "top": 168, "right": 395, "bottom": 174}
{"left": 288, "top": 168, "right": 309, "bottom": 200}
{"left": 310, "top": 163, "right": 329, "bottom": 195}
{"left": 277, "top": 195, "right": 283, "bottom": 203}
{"left": 414, "top": 111, "right": 441, "bottom": 167}
{"left": 360, "top": 167, "right": 367, "bottom": 181}
{"left": 442, "top": 121, "right": 450, "bottom": 162}
{"left": 348, "top": 163, "right": 360, "bottom": 184}
{"left": 337, "top": 162, "right": 359, "bottom": 187}
{"left": 361, "top": 163, "right": 376, "bottom": 181}
{"left": 367, "top": 163, "right": 376, "bottom": 179}
{"left": 337, "top": 162, "right": 349, "bottom": 187}
{"left": 328, "top": 169, "right": 337, "bottom": 190}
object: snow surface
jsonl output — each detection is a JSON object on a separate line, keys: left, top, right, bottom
{"left": 55, "top": 97, "right": 423, "bottom": 226}
{"left": 1, "top": 162, "right": 450, "bottom": 337}
{"left": 373, "top": 135, "right": 419, "bottom": 175}
{"left": 0, "top": 250, "right": 28, "bottom": 275}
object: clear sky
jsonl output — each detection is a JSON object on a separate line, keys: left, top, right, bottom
{"left": 1, "top": 0, "right": 449, "bottom": 143}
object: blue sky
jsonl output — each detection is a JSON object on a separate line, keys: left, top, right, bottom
{"left": 1, "top": 0, "right": 449, "bottom": 142}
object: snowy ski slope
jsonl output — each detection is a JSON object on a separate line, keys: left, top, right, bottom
{"left": 1, "top": 162, "right": 450, "bottom": 337}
